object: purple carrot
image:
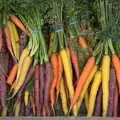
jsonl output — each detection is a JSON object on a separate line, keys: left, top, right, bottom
{"left": 25, "top": 99, "right": 31, "bottom": 116}
{"left": 20, "top": 100, "right": 25, "bottom": 116}
{"left": 107, "top": 68, "right": 116, "bottom": 116}
{"left": 20, "top": 34, "right": 27, "bottom": 53}
{"left": 69, "top": 45, "right": 80, "bottom": 81}
{"left": 34, "top": 65, "right": 40, "bottom": 116}
{"left": 0, "top": 78, "right": 6, "bottom": 107}
{"left": 94, "top": 86, "right": 102, "bottom": 116}
{"left": 39, "top": 64, "right": 45, "bottom": 109}
{"left": 113, "top": 86, "right": 118, "bottom": 116}
{"left": 44, "top": 61, "right": 53, "bottom": 107}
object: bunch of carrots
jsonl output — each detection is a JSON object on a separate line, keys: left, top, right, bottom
{"left": 0, "top": 0, "right": 120, "bottom": 117}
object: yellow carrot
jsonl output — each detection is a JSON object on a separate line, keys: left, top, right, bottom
{"left": 11, "top": 22, "right": 20, "bottom": 60}
{"left": 24, "top": 90, "right": 29, "bottom": 106}
{"left": 10, "top": 48, "right": 30, "bottom": 91}
{"left": 76, "top": 65, "right": 97, "bottom": 114}
{"left": 13, "top": 56, "right": 33, "bottom": 96}
{"left": 102, "top": 55, "right": 110, "bottom": 116}
{"left": 60, "top": 49, "right": 78, "bottom": 116}
{"left": 87, "top": 71, "right": 102, "bottom": 117}
{"left": 60, "top": 77, "right": 68, "bottom": 115}
{"left": 8, "top": 22, "right": 17, "bottom": 57}
{"left": 84, "top": 90, "right": 89, "bottom": 112}
{"left": 1, "top": 106, "right": 7, "bottom": 116}
{"left": 14, "top": 101, "right": 20, "bottom": 116}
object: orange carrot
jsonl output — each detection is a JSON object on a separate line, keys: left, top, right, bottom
{"left": 50, "top": 54, "right": 58, "bottom": 106}
{"left": 0, "top": 28, "right": 3, "bottom": 52}
{"left": 56, "top": 55, "right": 63, "bottom": 99}
{"left": 78, "top": 36, "right": 88, "bottom": 49}
{"left": 112, "top": 56, "right": 120, "bottom": 94}
{"left": 7, "top": 64, "right": 18, "bottom": 85}
{"left": 70, "top": 56, "right": 95, "bottom": 109}
{"left": 10, "top": 15, "right": 29, "bottom": 36}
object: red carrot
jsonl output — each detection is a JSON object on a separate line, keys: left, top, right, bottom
{"left": 69, "top": 45, "right": 80, "bottom": 80}
{"left": 70, "top": 56, "right": 95, "bottom": 109}
{"left": 39, "top": 64, "right": 45, "bottom": 112}
{"left": 113, "top": 86, "right": 118, "bottom": 116}
{"left": 0, "top": 28, "right": 3, "bottom": 53}
{"left": 34, "top": 65, "right": 40, "bottom": 116}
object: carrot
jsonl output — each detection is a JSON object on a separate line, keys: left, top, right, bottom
{"left": 44, "top": 62, "right": 53, "bottom": 105}
{"left": 39, "top": 64, "right": 45, "bottom": 109}
{"left": 30, "top": 94, "right": 36, "bottom": 116}
{"left": 50, "top": 54, "right": 58, "bottom": 106}
{"left": 24, "top": 90, "right": 30, "bottom": 106}
{"left": 69, "top": 46, "right": 80, "bottom": 80}
{"left": 14, "top": 100, "right": 20, "bottom": 116}
{"left": 84, "top": 90, "right": 89, "bottom": 112}
{"left": 0, "top": 28, "right": 3, "bottom": 52}
{"left": 17, "top": 66, "right": 35, "bottom": 99}
{"left": 76, "top": 65, "right": 97, "bottom": 114}
{"left": 4, "top": 26, "right": 13, "bottom": 56}
{"left": 70, "top": 56, "right": 95, "bottom": 109}
{"left": 11, "top": 22, "right": 20, "bottom": 60}
{"left": 56, "top": 55, "right": 63, "bottom": 99}
{"left": 10, "top": 48, "right": 30, "bottom": 91}
{"left": 60, "top": 49, "right": 78, "bottom": 116}
{"left": 113, "top": 87, "right": 118, "bottom": 116}
{"left": 94, "top": 86, "right": 102, "bottom": 116}
{"left": 7, "top": 22, "right": 17, "bottom": 58}
{"left": 108, "top": 68, "right": 116, "bottom": 116}
{"left": 87, "top": 71, "right": 102, "bottom": 117}
{"left": 60, "top": 77, "right": 68, "bottom": 115}
{"left": 12, "top": 56, "right": 33, "bottom": 97}
{"left": 112, "top": 56, "right": 120, "bottom": 94}
{"left": 102, "top": 55, "right": 110, "bottom": 116}
{"left": 1, "top": 106, "right": 7, "bottom": 116}
{"left": 34, "top": 65, "right": 40, "bottom": 116}
{"left": 6, "top": 63, "right": 18, "bottom": 85}
{"left": 10, "top": 15, "right": 29, "bottom": 36}
{"left": 78, "top": 36, "right": 88, "bottom": 49}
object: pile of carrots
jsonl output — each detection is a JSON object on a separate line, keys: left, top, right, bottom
{"left": 0, "top": 0, "right": 120, "bottom": 117}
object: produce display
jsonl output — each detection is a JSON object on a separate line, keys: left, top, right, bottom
{"left": 0, "top": 0, "right": 120, "bottom": 117}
